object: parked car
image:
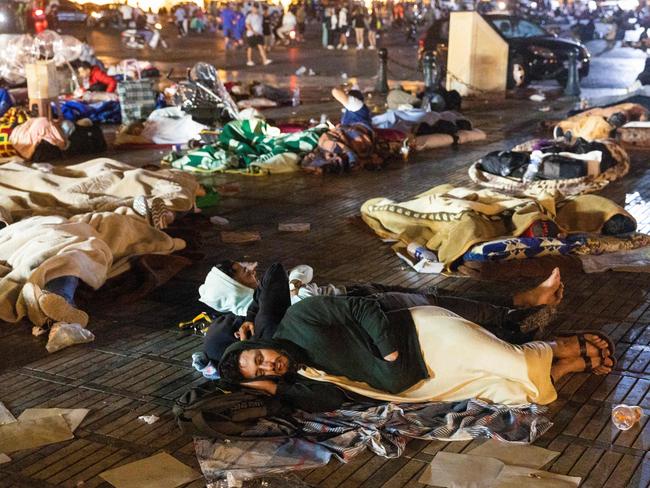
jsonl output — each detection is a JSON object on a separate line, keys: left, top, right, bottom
{"left": 419, "top": 13, "right": 590, "bottom": 88}
{"left": 56, "top": 0, "right": 88, "bottom": 23}
{"left": 485, "top": 14, "right": 590, "bottom": 87}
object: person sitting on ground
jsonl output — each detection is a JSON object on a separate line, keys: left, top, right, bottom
{"left": 331, "top": 87, "right": 372, "bottom": 130}
{"left": 76, "top": 61, "right": 117, "bottom": 93}
{"left": 276, "top": 6, "right": 297, "bottom": 44}
{"left": 217, "top": 295, "right": 615, "bottom": 412}
{"left": 200, "top": 260, "right": 565, "bottom": 365}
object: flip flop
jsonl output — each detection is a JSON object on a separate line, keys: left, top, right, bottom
{"left": 579, "top": 354, "right": 616, "bottom": 374}
{"left": 555, "top": 330, "right": 615, "bottom": 359}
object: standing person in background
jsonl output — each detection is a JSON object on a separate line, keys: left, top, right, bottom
{"left": 221, "top": 3, "right": 235, "bottom": 49}
{"left": 174, "top": 4, "right": 187, "bottom": 37}
{"left": 327, "top": 7, "right": 338, "bottom": 49}
{"left": 296, "top": 2, "right": 306, "bottom": 42}
{"left": 234, "top": 7, "right": 246, "bottom": 48}
{"left": 245, "top": 3, "right": 272, "bottom": 66}
{"left": 322, "top": 6, "right": 331, "bottom": 48}
{"left": 353, "top": 6, "right": 366, "bottom": 49}
{"left": 337, "top": 6, "right": 349, "bottom": 50}
{"left": 367, "top": 7, "right": 378, "bottom": 49}
{"left": 262, "top": 5, "right": 274, "bottom": 50}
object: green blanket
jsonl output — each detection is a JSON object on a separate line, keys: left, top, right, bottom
{"left": 168, "top": 119, "right": 327, "bottom": 173}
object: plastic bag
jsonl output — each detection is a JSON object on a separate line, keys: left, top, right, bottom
{"left": 46, "top": 322, "right": 95, "bottom": 353}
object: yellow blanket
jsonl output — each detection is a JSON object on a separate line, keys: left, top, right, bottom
{"left": 361, "top": 184, "right": 632, "bottom": 267}
{"left": 0, "top": 158, "right": 198, "bottom": 225}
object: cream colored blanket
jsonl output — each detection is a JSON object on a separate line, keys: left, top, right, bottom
{"left": 0, "top": 211, "right": 185, "bottom": 324}
{"left": 0, "top": 158, "right": 198, "bottom": 225}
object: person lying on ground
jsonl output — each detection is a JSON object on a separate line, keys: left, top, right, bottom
{"left": 76, "top": 61, "right": 117, "bottom": 94}
{"left": 331, "top": 86, "right": 372, "bottom": 130}
{"left": 201, "top": 260, "right": 565, "bottom": 364}
{"left": 217, "top": 296, "right": 615, "bottom": 412}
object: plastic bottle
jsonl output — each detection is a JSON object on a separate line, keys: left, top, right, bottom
{"left": 611, "top": 404, "right": 643, "bottom": 430}
{"left": 522, "top": 151, "right": 543, "bottom": 183}
{"left": 407, "top": 242, "right": 437, "bottom": 262}
{"left": 292, "top": 87, "right": 301, "bottom": 107}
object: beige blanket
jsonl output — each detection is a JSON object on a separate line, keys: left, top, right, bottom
{"left": 361, "top": 184, "right": 632, "bottom": 267}
{"left": 0, "top": 158, "right": 198, "bottom": 225}
{"left": 0, "top": 211, "right": 185, "bottom": 324}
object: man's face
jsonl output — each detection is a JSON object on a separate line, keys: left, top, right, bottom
{"left": 232, "top": 261, "right": 258, "bottom": 289}
{"left": 239, "top": 348, "right": 289, "bottom": 379}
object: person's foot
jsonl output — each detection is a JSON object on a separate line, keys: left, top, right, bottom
{"left": 342, "top": 45, "right": 348, "bottom": 50}
{"left": 327, "top": 45, "right": 334, "bottom": 50}
{"left": 22, "top": 282, "right": 48, "bottom": 327}
{"left": 513, "top": 267, "right": 563, "bottom": 308}
{"left": 38, "top": 292, "right": 89, "bottom": 327}
{"left": 551, "top": 333, "right": 610, "bottom": 360}
{"left": 263, "top": 59, "right": 273, "bottom": 65}
{"left": 246, "top": 61, "right": 255, "bottom": 66}
{"left": 551, "top": 355, "right": 614, "bottom": 382}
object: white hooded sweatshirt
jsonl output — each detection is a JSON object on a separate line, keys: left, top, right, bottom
{"left": 198, "top": 266, "right": 254, "bottom": 316}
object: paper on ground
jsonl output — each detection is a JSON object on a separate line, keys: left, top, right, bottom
{"left": 99, "top": 452, "right": 201, "bottom": 488}
{"left": 0, "top": 402, "right": 16, "bottom": 425}
{"left": 418, "top": 452, "right": 503, "bottom": 487}
{"left": 495, "top": 465, "right": 581, "bottom": 487}
{"left": 396, "top": 250, "right": 444, "bottom": 274}
{"left": 18, "top": 408, "right": 89, "bottom": 433}
{"left": 278, "top": 223, "right": 311, "bottom": 232}
{"left": 0, "top": 453, "right": 10, "bottom": 464}
{"left": 220, "top": 231, "right": 261, "bottom": 244}
{"left": 0, "top": 414, "right": 73, "bottom": 453}
{"left": 467, "top": 439, "right": 559, "bottom": 469}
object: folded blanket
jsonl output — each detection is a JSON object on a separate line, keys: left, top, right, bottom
{"left": 195, "top": 399, "right": 551, "bottom": 484}
{"left": 361, "top": 185, "right": 633, "bottom": 268}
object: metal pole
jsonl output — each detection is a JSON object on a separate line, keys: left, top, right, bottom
{"left": 375, "top": 47, "right": 389, "bottom": 94}
{"left": 564, "top": 48, "right": 581, "bottom": 97}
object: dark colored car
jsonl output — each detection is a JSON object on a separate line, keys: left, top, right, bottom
{"left": 56, "top": 0, "right": 88, "bottom": 23}
{"left": 485, "top": 14, "right": 590, "bottom": 87}
{"left": 419, "top": 13, "right": 590, "bottom": 88}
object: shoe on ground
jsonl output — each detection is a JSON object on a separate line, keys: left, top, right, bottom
{"left": 336, "top": 44, "right": 342, "bottom": 49}
{"left": 38, "top": 292, "right": 89, "bottom": 327}
{"left": 342, "top": 45, "right": 348, "bottom": 50}
{"left": 357, "top": 44, "right": 363, "bottom": 49}
{"left": 246, "top": 61, "right": 255, "bottom": 66}
{"left": 264, "top": 59, "right": 273, "bottom": 65}
{"left": 368, "top": 45, "right": 376, "bottom": 50}
{"left": 22, "top": 282, "right": 48, "bottom": 326}
{"left": 327, "top": 45, "right": 334, "bottom": 50}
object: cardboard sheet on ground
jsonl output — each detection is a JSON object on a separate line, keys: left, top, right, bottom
{"left": 0, "top": 414, "right": 73, "bottom": 453}
{"left": 18, "top": 408, "right": 89, "bottom": 433}
{"left": 419, "top": 452, "right": 581, "bottom": 488}
{"left": 221, "top": 231, "right": 262, "bottom": 244}
{"left": 99, "top": 452, "right": 201, "bottom": 488}
{"left": 418, "top": 452, "right": 503, "bottom": 487}
{"left": 466, "top": 439, "right": 559, "bottom": 469}
{"left": 0, "top": 402, "right": 16, "bottom": 425}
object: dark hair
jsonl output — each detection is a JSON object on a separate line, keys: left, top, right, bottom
{"left": 78, "top": 61, "right": 92, "bottom": 70}
{"left": 215, "top": 259, "right": 235, "bottom": 278}
{"left": 607, "top": 111, "right": 628, "bottom": 128}
{"left": 219, "top": 350, "right": 244, "bottom": 383}
{"left": 347, "top": 89, "right": 364, "bottom": 102}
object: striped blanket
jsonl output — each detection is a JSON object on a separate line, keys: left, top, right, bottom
{"left": 195, "top": 399, "right": 551, "bottom": 484}
{"left": 168, "top": 118, "right": 327, "bottom": 174}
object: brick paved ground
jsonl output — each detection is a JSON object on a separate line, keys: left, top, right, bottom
{"left": 0, "top": 96, "right": 648, "bottom": 487}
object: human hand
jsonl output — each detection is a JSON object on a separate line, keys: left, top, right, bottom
{"left": 289, "top": 279, "right": 303, "bottom": 296}
{"left": 235, "top": 321, "right": 255, "bottom": 340}
{"left": 383, "top": 351, "right": 399, "bottom": 362}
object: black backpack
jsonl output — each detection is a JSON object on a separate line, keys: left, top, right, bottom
{"left": 173, "top": 380, "right": 301, "bottom": 441}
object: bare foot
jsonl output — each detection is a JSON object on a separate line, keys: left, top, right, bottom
{"left": 513, "top": 268, "right": 563, "bottom": 308}
{"left": 550, "top": 334, "right": 610, "bottom": 360}
{"left": 551, "top": 355, "right": 614, "bottom": 382}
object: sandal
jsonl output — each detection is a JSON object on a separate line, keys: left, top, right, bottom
{"left": 556, "top": 330, "right": 615, "bottom": 359}
{"left": 579, "top": 354, "right": 617, "bottom": 374}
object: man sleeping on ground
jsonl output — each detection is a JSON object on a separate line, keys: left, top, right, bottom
{"left": 217, "top": 295, "right": 615, "bottom": 412}
{"left": 200, "top": 261, "right": 566, "bottom": 364}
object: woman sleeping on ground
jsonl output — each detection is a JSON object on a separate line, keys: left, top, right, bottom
{"left": 217, "top": 291, "right": 615, "bottom": 413}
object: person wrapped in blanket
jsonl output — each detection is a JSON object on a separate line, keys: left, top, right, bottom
{"left": 198, "top": 261, "right": 572, "bottom": 383}
{"left": 215, "top": 274, "right": 615, "bottom": 413}
{"left": 301, "top": 87, "right": 382, "bottom": 174}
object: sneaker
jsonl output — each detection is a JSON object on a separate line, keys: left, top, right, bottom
{"left": 327, "top": 45, "right": 334, "bottom": 50}
{"left": 263, "top": 59, "right": 273, "bottom": 65}
{"left": 39, "top": 292, "right": 89, "bottom": 327}
{"left": 368, "top": 45, "right": 376, "bottom": 50}
{"left": 246, "top": 61, "right": 255, "bottom": 66}
{"left": 357, "top": 44, "right": 363, "bottom": 49}
{"left": 22, "top": 282, "right": 48, "bottom": 327}
{"left": 342, "top": 45, "right": 348, "bottom": 50}
{"left": 336, "top": 44, "right": 342, "bottom": 49}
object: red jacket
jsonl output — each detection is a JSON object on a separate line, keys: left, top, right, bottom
{"left": 89, "top": 66, "right": 117, "bottom": 93}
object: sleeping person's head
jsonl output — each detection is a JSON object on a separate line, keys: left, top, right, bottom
{"left": 198, "top": 260, "right": 259, "bottom": 316}
{"left": 216, "top": 260, "right": 259, "bottom": 289}
{"left": 218, "top": 341, "right": 299, "bottom": 383}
